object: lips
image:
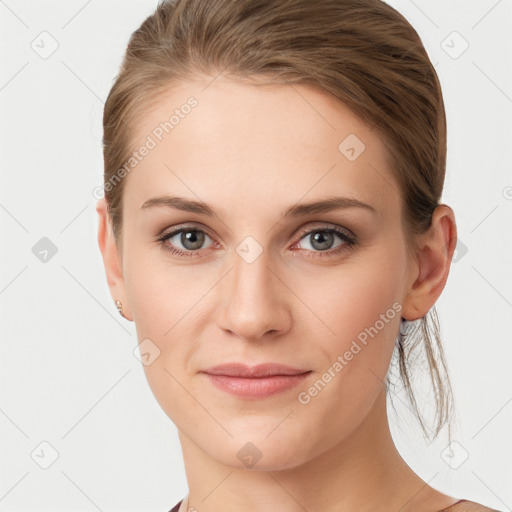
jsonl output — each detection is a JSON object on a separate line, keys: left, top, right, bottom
{"left": 201, "top": 363, "right": 310, "bottom": 378}
{"left": 200, "top": 363, "right": 312, "bottom": 399}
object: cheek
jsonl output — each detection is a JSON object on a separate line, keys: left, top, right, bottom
{"left": 288, "top": 260, "right": 403, "bottom": 445}
{"left": 122, "top": 247, "right": 217, "bottom": 419}
{"left": 291, "top": 250, "right": 404, "bottom": 400}
{"left": 293, "top": 254, "right": 403, "bottom": 348}
{"left": 124, "top": 260, "right": 202, "bottom": 429}
{"left": 123, "top": 241, "right": 207, "bottom": 333}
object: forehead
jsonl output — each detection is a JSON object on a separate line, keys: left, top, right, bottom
{"left": 122, "top": 76, "right": 401, "bottom": 222}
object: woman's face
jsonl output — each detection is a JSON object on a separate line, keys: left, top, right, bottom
{"left": 104, "top": 76, "right": 420, "bottom": 469}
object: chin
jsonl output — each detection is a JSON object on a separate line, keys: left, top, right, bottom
{"left": 206, "top": 428, "right": 316, "bottom": 471}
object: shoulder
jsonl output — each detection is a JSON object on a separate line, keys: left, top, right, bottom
{"left": 440, "top": 499, "right": 504, "bottom": 512}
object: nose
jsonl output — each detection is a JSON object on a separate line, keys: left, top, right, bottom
{"left": 216, "top": 247, "right": 292, "bottom": 342}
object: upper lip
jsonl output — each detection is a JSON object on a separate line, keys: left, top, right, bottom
{"left": 201, "top": 363, "right": 311, "bottom": 378}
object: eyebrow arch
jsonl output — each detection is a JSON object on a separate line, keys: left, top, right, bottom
{"left": 140, "top": 195, "right": 377, "bottom": 217}
{"left": 283, "top": 196, "right": 377, "bottom": 217}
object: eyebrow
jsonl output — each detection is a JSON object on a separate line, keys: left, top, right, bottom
{"left": 140, "top": 195, "right": 377, "bottom": 217}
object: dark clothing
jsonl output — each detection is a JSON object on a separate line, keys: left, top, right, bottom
{"left": 168, "top": 500, "right": 182, "bottom": 512}
{"left": 167, "top": 498, "right": 504, "bottom": 511}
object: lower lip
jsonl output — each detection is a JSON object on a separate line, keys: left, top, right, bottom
{"left": 203, "top": 372, "right": 311, "bottom": 399}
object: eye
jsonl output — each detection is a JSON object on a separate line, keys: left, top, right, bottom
{"left": 157, "top": 225, "right": 216, "bottom": 257}
{"left": 157, "top": 223, "right": 357, "bottom": 259}
{"left": 292, "top": 226, "right": 357, "bottom": 257}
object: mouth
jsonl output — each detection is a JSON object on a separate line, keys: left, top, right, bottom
{"left": 200, "top": 363, "right": 312, "bottom": 399}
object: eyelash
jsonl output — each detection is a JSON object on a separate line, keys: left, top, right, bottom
{"left": 156, "top": 224, "right": 357, "bottom": 259}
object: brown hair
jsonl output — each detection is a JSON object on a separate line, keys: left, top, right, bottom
{"left": 102, "top": 0, "right": 455, "bottom": 442}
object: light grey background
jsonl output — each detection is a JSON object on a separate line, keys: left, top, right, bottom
{"left": 0, "top": 1, "right": 511, "bottom": 511}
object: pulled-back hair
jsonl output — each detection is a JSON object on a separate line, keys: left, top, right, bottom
{"left": 102, "top": 0, "right": 455, "bottom": 442}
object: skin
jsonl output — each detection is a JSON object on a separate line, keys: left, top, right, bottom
{"left": 96, "top": 75, "right": 460, "bottom": 512}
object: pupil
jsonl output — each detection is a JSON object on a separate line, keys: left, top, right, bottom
{"left": 182, "top": 230, "right": 204, "bottom": 250}
{"left": 311, "top": 231, "right": 333, "bottom": 251}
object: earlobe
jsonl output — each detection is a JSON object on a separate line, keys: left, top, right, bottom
{"left": 401, "top": 204, "right": 457, "bottom": 321}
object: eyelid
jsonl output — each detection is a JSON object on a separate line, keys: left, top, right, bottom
{"left": 158, "top": 222, "right": 219, "bottom": 244}
{"left": 293, "top": 222, "right": 355, "bottom": 241}
{"left": 157, "top": 221, "right": 357, "bottom": 256}
{"left": 158, "top": 221, "right": 353, "bottom": 243}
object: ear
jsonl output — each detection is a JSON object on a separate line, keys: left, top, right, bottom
{"left": 401, "top": 204, "right": 457, "bottom": 321}
{"left": 96, "top": 198, "right": 133, "bottom": 321}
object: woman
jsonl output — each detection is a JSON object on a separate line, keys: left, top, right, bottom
{"left": 96, "top": 0, "right": 502, "bottom": 510}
